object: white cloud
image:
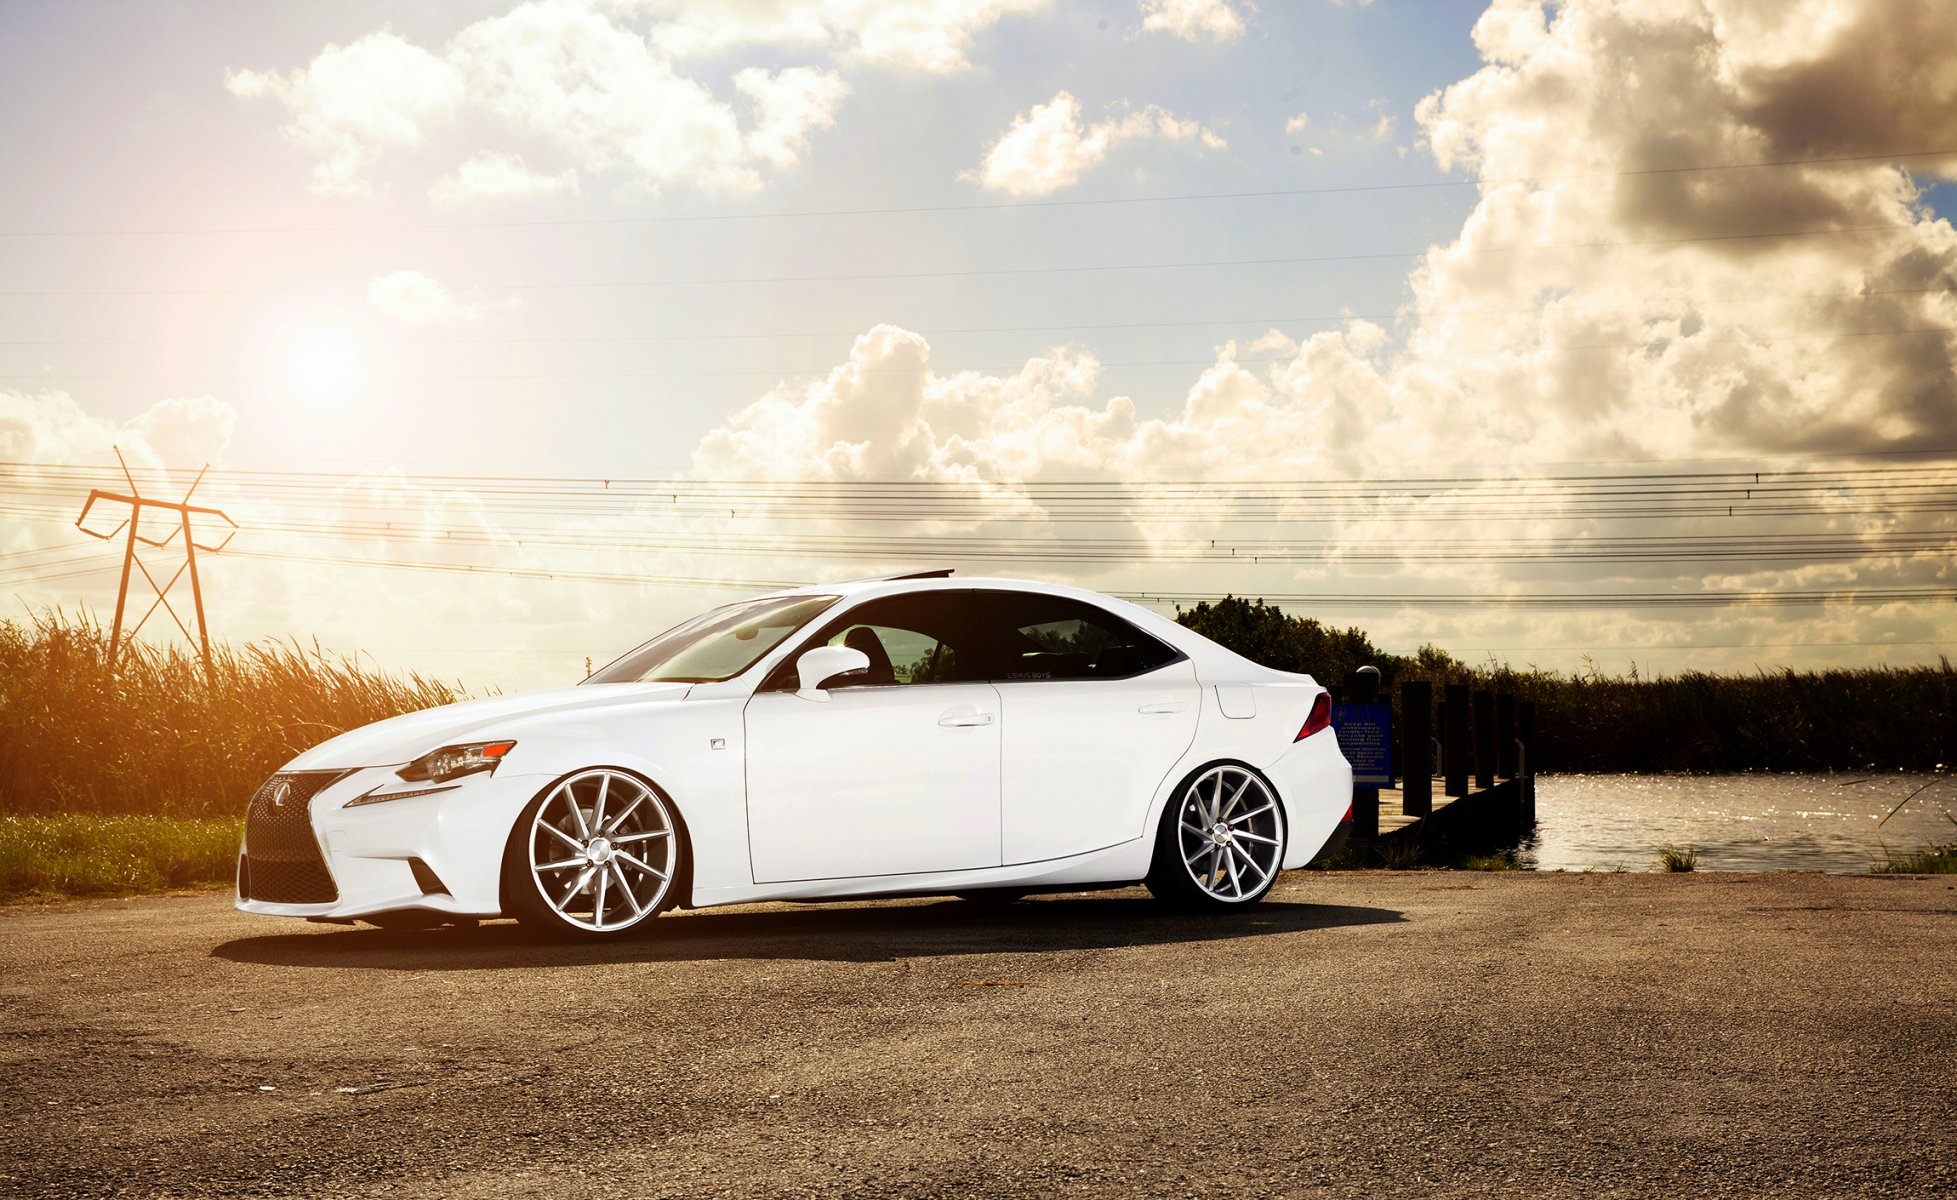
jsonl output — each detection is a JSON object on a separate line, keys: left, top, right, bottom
{"left": 636, "top": 0, "right": 1054, "bottom": 74}
{"left": 367, "top": 270, "right": 517, "bottom": 325}
{"left": 684, "top": 0, "right": 1957, "bottom": 671}
{"left": 448, "top": 2, "right": 847, "bottom": 197}
{"left": 1284, "top": 111, "right": 1310, "bottom": 134}
{"left": 229, "top": 1, "right": 851, "bottom": 199}
{"left": 429, "top": 151, "right": 579, "bottom": 207}
{"left": 968, "top": 91, "right": 1227, "bottom": 196}
{"left": 226, "top": 31, "right": 465, "bottom": 198}
{"left": 736, "top": 65, "right": 853, "bottom": 169}
{"left": 1137, "top": 0, "right": 1253, "bottom": 44}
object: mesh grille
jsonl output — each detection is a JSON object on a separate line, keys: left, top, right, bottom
{"left": 241, "top": 771, "right": 346, "bottom": 904}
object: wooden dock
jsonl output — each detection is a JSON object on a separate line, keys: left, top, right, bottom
{"left": 1368, "top": 777, "right": 1529, "bottom": 847}
{"left": 1336, "top": 670, "right": 1538, "bottom": 854}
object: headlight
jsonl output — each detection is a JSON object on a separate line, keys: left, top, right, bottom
{"left": 397, "top": 740, "right": 516, "bottom": 783}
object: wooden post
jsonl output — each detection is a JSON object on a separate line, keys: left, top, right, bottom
{"left": 1496, "top": 692, "right": 1517, "bottom": 778}
{"left": 1401, "top": 679, "right": 1432, "bottom": 817}
{"left": 1346, "top": 666, "right": 1380, "bottom": 840}
{"left": 1473, "top": 689, "right": 1495, "bottom": 791}
{"left": 1518, "top": 699, "right": 1537, "bottom": 826}
{"left": 1443, "top": 683, "right": 1469, "bottom": 798}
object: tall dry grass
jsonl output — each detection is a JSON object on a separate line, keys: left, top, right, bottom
{"left": 0, "top": 613, "right": 467, "bottom": 818}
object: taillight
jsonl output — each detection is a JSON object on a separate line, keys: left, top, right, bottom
{"left": 1296, "top": 692, "right": 1331, "bottom": 741}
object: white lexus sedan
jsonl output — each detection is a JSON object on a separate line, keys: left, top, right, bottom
{"left": 236, "top": 572, "right": 1353, "bottom": 938}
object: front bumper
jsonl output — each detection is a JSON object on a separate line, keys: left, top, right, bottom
{"left": 235, "top": 767, "right": 553, "bottom": 921}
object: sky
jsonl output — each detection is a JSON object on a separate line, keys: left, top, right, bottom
{"left": 1, "top": 0, "right": 1953, "bottom": 689}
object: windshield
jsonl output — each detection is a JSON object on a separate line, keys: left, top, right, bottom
{"left": 584, "top": 594, "right": 839, "bottom": 685}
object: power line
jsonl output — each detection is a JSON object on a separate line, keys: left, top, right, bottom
{"left": 15, "top": 536, "right": 1953, "bottom": 612}
{"left": 10, "top": 457, "right": 1956, "bottom": 491}
{"left": 3, "top": 285, "right": 1946, "bottom": 349}
{"left": 3, "top": 148, "right": 1952, "bottom": 238}
{"left": 205, "top": 548, "right": 1957, "bottom": 609}
{"left": 0, "top": 223, "right": 1920, "bottom": 299}
{"left": 6, "top": 325, "right": 1953, "bottom": 384}
{"left": 13, "top": 509, "right": 1951, "bottom": 568}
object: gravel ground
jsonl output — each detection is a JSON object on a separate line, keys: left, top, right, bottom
{"left": 1, "top": 872, "right": 1953, "bottom": 1199}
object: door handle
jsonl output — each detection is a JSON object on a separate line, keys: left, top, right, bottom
{"left": 1139, "top": 701, "right": 1187, "bottom": 715}
{"left": 938, "top": 708, "right": 995, "bottom": 728}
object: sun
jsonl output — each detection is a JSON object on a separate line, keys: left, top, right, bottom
{"left": 283, "top": 327, "right": 370, "bottom": 408}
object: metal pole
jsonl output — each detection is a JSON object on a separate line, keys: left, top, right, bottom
{"left": 181, "top": 507, "right": 211, "bottom": 676}
{"left": 179, "top": 466, "right": 212, "bottom": 677}
{"left": 1347, "top": 666, "right": 1381, "bottom": 840}
{"left": 108, "top": 518, "right": 138, "bottom": 668}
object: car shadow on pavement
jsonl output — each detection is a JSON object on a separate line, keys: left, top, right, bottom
{"left": 210, "top": 894, "right": 1404, "bottom": 970}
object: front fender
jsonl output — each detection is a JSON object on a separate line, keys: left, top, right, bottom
{"left": 472, "top": 699, "right": 751, "bottom": 894}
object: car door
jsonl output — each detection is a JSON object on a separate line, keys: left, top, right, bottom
{"left": 975, "top": 589, "right": 1201, "bottom": 865}
{"left": 743, "top": 589, "right": 1002, "bottom": 883}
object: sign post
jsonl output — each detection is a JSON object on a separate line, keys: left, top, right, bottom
{"left": 1331, "top": 702, "right": 1394, "bottom": 787}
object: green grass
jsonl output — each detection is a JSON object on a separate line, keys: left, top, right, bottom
{"left": 1874, "top": 817, "right": 1957, "bottom": 874}
{"left": 1658, "top": 845, "right": 1700, "bottom": 872}
{"left": 1874, "top": 844, "right": 1957, "bottom": 873}
{"left": 0, "top": 815, "right": 242, "bottom": 900}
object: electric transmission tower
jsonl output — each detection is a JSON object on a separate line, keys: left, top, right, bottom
{"left": 73, "top": 448, "right": 238, "bottom": 670}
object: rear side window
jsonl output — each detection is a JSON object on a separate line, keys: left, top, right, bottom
{"left": 975, "top": 591, "right": 1181, "bottom": 682}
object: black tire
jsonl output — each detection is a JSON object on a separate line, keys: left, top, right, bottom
{"left": 500, "top": 768, "right": 687, "bottom": 940}
{"left": 1145, "top": 761, "right": 1288, "bottom": 909}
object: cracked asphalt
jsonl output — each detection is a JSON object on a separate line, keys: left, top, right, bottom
{"left": 2, "top": 871, "right": 1953, "bottom": 1198}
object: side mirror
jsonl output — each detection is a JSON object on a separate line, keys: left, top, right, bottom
{"left": 795, "top": 645, "right": 870, "bottom": 701}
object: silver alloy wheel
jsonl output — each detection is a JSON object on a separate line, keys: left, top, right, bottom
{"left": 527, "top": 769, "right": 678, "bottom": 933}
{"left": 1175, "top": 765, "right": 1285, "bottom": 902}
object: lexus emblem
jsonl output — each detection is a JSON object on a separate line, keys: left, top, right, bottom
{"left": 270, "top": 781, "right": 292, "bottom": 809}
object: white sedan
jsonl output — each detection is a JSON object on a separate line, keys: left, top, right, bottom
{"left": 236, "top": 572, "right": 1353, "bottom": 938}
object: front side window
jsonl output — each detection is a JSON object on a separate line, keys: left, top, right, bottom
{"left": 768, "top": 591, "right": 982, "bottom": 689}
{"left": 586, "top": 594, "right": 839, "bottom": 684}
{"left": 975, "top": 591, "right": 1181, "bottom": 682}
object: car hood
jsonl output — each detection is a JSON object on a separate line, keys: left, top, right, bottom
{"left": 283, "top": 682, "right": 694, "bottom": 770}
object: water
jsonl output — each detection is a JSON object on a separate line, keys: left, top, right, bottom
{"left": 1519, "top": 774, "right": 1956, "bottom": 873}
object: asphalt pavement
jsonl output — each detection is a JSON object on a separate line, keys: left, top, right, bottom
{"left": 1, "top": 871, "right": 1953, "bottom": 1198}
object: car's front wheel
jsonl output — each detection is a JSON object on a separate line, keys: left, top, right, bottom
{"left": 1146, "top": 763, "right": 1287, "bottom": 909}
{"left": 502, "top": 768, "right": 683, "bottom": 939}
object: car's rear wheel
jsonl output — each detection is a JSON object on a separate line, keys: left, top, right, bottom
{"left": 1146, "top": 763, "right": 1287, "bottom": 909}
{"left": 503, "top": 768, "right": 683, "bottom": 939}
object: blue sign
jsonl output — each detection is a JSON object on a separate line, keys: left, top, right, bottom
{"left": 1331, "top": 703, "right": 1393, "bottom": 786}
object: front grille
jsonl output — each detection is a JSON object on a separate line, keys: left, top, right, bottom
{"left": 241, "top": 771, "right": 347, "bottom": 904}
